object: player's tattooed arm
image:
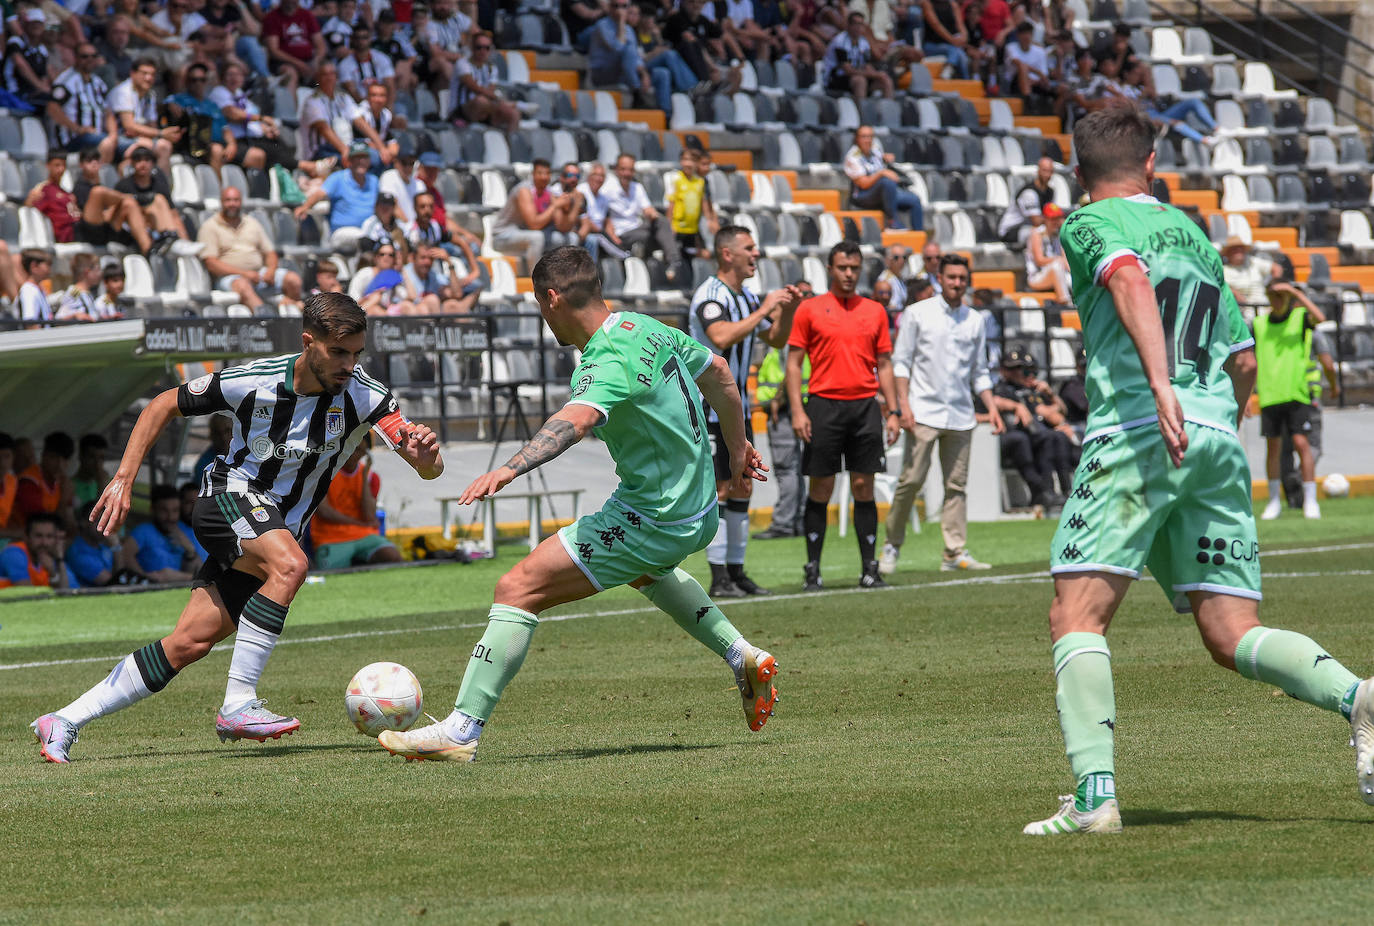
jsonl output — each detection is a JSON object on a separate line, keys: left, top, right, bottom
{"left": 504, "top": 418, "right": 580, "bottom": 476}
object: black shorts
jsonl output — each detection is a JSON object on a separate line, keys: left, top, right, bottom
{"left": 190, "top": 492, "right": 291, "bottom": 588}
{"left": 801, "top": 395, "right": 886, "bottom": 477}
{"left": 827, "top": 71, "right": 853, "bottom": 93}
{"left": 74, "top": 219, "right": 137, "bottom": 249}
{"left": 1260, "top": 400, "right": 1318, "bottom": 439}
{"left": 707, "top": 418, "right": 755, "bottom": 482}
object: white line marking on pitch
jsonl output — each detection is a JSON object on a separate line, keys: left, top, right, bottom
{"left": 3, "top": 542, "right": 1370, "bottom": 672}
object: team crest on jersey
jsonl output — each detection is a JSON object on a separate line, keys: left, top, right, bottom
{"left": 325, "top": 406, "right": 344, "bottom": 437}
{"left": 701, "top": 302, "right": 724, "bottom": 321}
{"left": 249, "top": 506, "right": 270, "bottom": 523}
{"left": 187, "top": 374, "right": 213, "bottom": 395}
{"left": 1068, "top": 219, "right": 1105, "bottom": 260}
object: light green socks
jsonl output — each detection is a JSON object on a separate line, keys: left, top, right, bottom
{"left": 453, "top": 604, "right": 539, "bottom": 722}
{"left": 639, "top": 567, "right": 743, "bottom": 659}
{"left": 1234, "top": 626, "right": 1361, "bottom": 718}
{"left": 1052, "top": 632, "right": 1117, "bottom": 811}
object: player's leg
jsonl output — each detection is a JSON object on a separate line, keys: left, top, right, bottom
{"left": 1292, "top": 414, "right": 1320, "bottom": 518}
{"left": 846, "top": 398, "right": 886, "bottom": 588}
{"left": 705, "top": 423, "right": 746, "bottom": 597}
{"left": 880, "top": 424, "right": 937, "bottom": 574}
{"left": 1260, "top": 405, "right": 1285, "bottom": 520}
{"left": 937, "top": 428, "right": 988, "bottom": 570}
{"left": 802, "top": 397, "right": 842, "bottom": 590}
{"left": 32, "top": 584, "right": 235, "bottom": 763}
{"left": 379, "top": 524, "right": 604, "bottom": 761}
{"left": 1022, "top": 572, "right": 1128, "bottom": 835}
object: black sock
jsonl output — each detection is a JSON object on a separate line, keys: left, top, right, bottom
{"left": 726, "top": 563, "right": 745, "bottom": 581}
{"left": 709, "top": 562, "right": 729, "bottom": 585}
{"left": 804, "top": 498, "right": 828, "bottom": 563}
{"left": 853, "top": 499, "right": 877, "bottom": 565}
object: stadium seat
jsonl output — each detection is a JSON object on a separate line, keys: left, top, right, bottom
{"left": 1242, "top": 61, "right": 1298, "bottom": 99}
{"left": 1150, "top": 27, "right": 1182, "bottom": 60}
{"left": 18, "top": 117, "right": 45, "bottom": 161}
{"left": 1337, "top": 210, "right": 1373, "bottom": 250}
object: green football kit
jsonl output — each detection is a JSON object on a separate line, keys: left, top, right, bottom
{"left": 1049, "top": 193, "right": 1260, "bottom": 610}
{"left": 558, "top": 311, "right": 721, "bottom": 590}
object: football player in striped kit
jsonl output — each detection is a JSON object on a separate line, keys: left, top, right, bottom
{"left": 31, "top": 293, "right": 444, "bottom": 763}
{"left": 688, "top": 225, "right": 802, "bottom": 598}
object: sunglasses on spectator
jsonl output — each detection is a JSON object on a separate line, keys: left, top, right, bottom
{"left": 563, "top": 171, "right": 580, "bottom": 179}
{"left": 474, "top": 43, "right": 493, "bottom": 49}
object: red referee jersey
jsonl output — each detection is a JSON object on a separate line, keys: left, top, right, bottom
{"left": 786, "top": 291, "right": 891, "bottom": 400}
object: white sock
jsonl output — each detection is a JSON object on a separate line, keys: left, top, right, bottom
{"left": 724, "top": 637, "right": 747, "bottom": 672}
{"left": 1303, "top": 481, "right": 1318, "bottom": 504}
{"left": 724, "top": 503, "right": 750, "bottom": 565}
{"left": 223, "top": 594, "right": 289, "bottom": 713}
{"left": 1266, "top": 480, "right": 1282, "bottom": 505}
{"left": 705, "top": 504, "right": 728, "bottom": 564}
{"left": 440, "top": 710, "right": 484, "bottom": 743}
{"left": 58, "top": 642, "right": 178, "bottom": 727}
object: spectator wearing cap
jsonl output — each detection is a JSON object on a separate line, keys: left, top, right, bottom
{"left": 379, "top": 140, "right": 427, "bottom": 224}
{"left": 492, "top": 158, "right": 580, "bottom": 269}
{"left": 921, "top": 0, "right": 971, "bottom": 79}
{"left": 114, "top": 146, "right": 194, "bottom": 244}
{"left": 339, "top": 22, "right": 396, "bottom": 103}
{"left": 263, "top": 0, "right": 325, "bottom": 90}
{"left": 49, "top": 40, "right": 116, "bottom": 164}
{"left": 14, "top": 431, "right": 75, "bottom": 536}
{"left": 0, "top": 513, "right": 74, "bottom": 590}
{"left": 354, "top": 81, "right": 404, "bottom": 173}
{"left": 449, "top": 31, "right": 517, "bottom": 133}
{"left": 199, "top": 186, "right": 304, "bottom": 313}
{"left": 295, "top": 142, "right": 380, "bottom": 249}
{"left": 996, "top": 155, "right": 1055, "bottom": 245}
{"left": 17, "top": 248, "right": 53, "bottom": 327}
{"left": 5, "top": 7, "right": 52, "bottom": 109}
{"left": 1024, "top": 202, "right": 1071, "bottom": 303}
{"left": 1223, "top": 236, "right": 1280, "bottom": 319}
{"left": 879, "top": 253, "right": 1003, "bottom": 575}
{"left": 360, "top": 191, "right": 418, "bottom": 256}
{"left": 844, "top": 125, "right": 923, "bottom": 232}
{"left": 1003, "top": 21, "right": 1051, "bottom": 100}
{"left": 786, "top": 240, "right": 902, "bottom": 591}
{"left": 588, "top": 0, "right": 661, "bottom": 111}
{"left": 823, "top": 12, "right": 894, "bottom": 103}
{"left": 107, "top": 57, "right": 179, "bottom": 175}
{"left": 991, "top": 345, "right": 1076, "bottom": 510}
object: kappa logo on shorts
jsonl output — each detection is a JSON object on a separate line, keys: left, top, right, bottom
{"left": 1196, "top": 534, "right": 1259, "bottom": 566}
{"left": 1066, "top": 512, "right": 1088, "bottom": 530}
{"left": 1060, "top": 542, "right": 1083, "bottom": 560}
{"left": 597, "top": 525, "right": 627, "bottom": 551}
{"left": 624, "top": 511, "right": 642, "bottom": 528}
{"left": 1071, "top": 484, "right": 1096, "bottom": 501}
{"left": 576, "top": 541, "right": 594, "bottom": 563}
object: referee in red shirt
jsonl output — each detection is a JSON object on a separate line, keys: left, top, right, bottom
{"left": 785, "top": 240, "right": 900, "bottom": 590}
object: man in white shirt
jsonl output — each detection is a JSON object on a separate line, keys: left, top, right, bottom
{"left": 879, "top": 253, "right": 1004, "bottom": 574}
{"left": 108, "top": 57, "right": 179, "bottom": 174}
{"left": 296, "top": 61, "right": 360, "bottom": 162}
{"left": 1222, "top": 236, "right": 1279, "bottom": 320}
{"left": 17, "top": 248, "right": 53, "bottom": 327}
{"left": 378, "top": 141, "right": 426, "bottom": 223}
{"left": 602, "top": 153, "right": 681, "bottom": 276}
{"left": 338, "top": 24, "right": 395, "bottom": 103}
{"left": 1003, "top": 21, "right": 1050, "bottom": 99}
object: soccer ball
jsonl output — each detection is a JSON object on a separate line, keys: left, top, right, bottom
{"left": 345, "top": 662, "right": 423, "bottom": 736}
{"left": 1323, "top": 473, "right": 1351, "bottom": 498}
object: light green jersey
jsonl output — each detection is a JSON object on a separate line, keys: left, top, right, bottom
{"left": 568, "top": 311, "right": 717, "bottom": 524}
{"left": 1060, "top": 194, "right": 1254, "bottom": 441}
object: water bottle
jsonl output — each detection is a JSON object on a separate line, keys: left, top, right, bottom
{"left": 376, "top": 506, "right": 387, "bottom": 538}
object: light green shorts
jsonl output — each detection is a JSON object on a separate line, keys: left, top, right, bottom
{"left": 314, "top": 533, "right": 396, "bottom": 569}
{"left": 1049, "top": 422, "right": 1261, "bottom": 612}
{"left": 558, "top": 499, "right": 717, "bottom": 591}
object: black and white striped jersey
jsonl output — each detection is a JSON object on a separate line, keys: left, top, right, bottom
{"left": 50, "top": 68, "right": 109, "bottom": 145}
{"left": 688, "top": 275, "right": 767, "bottom": 423}
{"left": 177, "top": 354, "right": 407, "bottom": 537}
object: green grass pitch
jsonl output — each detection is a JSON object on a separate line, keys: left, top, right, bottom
{"left": 3, "top": 499, "right": 1374, "bottom": 924}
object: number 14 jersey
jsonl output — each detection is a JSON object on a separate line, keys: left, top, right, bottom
{"left": 566, "top": 311, "right": 718, "bottom": 525}
{"left": 1061, "top": 193, "right": 1253, "bottom": 443}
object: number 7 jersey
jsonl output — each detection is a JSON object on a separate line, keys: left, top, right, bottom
{"left": 1061, "top": 193, "right": 1254, "bottom": 443}
{"left": 566, "top": 311, "right": 719, "bottom": 525}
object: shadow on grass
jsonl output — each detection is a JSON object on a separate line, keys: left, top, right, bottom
{"left": 1125, "top": 807, "right": 1374, "bottom": 826}
{"left": 98, "top": 742, "right": 378, "bottom": 761}
{"left": 508, "top": 742, "right": 727, "bottom": 762}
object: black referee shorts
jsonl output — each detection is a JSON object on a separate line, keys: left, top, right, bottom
{"left": 1259, "top": 400, "right": 1318, "bottom": 439}
{"left": 801, "top": 395, "right": 887, "bottom": 477}
{"left": 707, "top": 418, "right": 755, "bottom": 482}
